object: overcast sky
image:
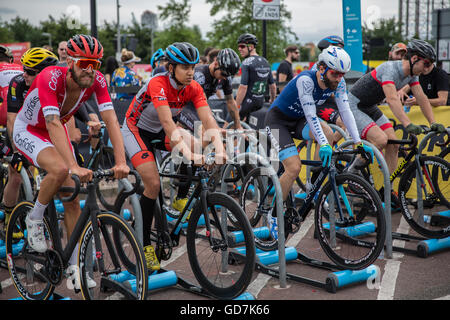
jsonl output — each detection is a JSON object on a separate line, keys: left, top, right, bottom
{"left": 0, "top": 0, "right": 398, "bottom": 43}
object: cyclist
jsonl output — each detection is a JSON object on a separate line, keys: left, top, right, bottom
{"left": 15, "top": 35, "right": 129, "bottom": 289}
{"left": 183, "top": 48, "right": 242, "bottom": 130}
{"left": 0, "top": 45, "right": 23, "bottom": 127}
{"left": 317, "top": 35, "right": 345, "bottom": 52}
{"left": 121, "top": 42, "right": 226, "bottom": 268}
{"left": 2, "top": 48, "right": 58, "bottom": 229}
{"left": 265, "top": 46, "right": 373, "bottom": 237}
{"left": 150, "top": 48, "right": 168, "bottom": 76}
{"left": 236, "top": 33, "right": 276, "bottom": 125}
{"left": 347, "top": 39, "right": 445, "bottom": 175}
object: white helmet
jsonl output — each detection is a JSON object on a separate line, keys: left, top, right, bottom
{"left": 318, "top": 46, "right": 351, "bottom": 73}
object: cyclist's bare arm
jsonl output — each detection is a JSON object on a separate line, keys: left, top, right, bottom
{"left": 225, "top": 94, "right": 242, "bottom": 129}
{"left": 235, "top": 84, "right": 248, "bottom": 108}
{"left": 100, "top": 109, "right": 129, "bottom": 179}
{"left": 197, "top": 105, "right": 227, "bottom": 164}
{"left": 269, "top": 82, "right": 277, "bottom": 104}
{"left": 6, "top": 112, "right": 17, "bottom": 151}
{"left": 410, "top": 84, "right": 436, "bottom": 124}
{"left": 383, "top": 83, "right": 412, "bottom": 127}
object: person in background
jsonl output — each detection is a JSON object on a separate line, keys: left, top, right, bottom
{"left": 43, "top": 45, "right": 53, "bottom": 52}
{"left": 389, "top": 42, "right": 407, "bottom": 61}
{"left": 276, "top": 45, "right": 300, "bottom": 84}
{"left": 104, "top": 56, "right": 119, "bottom": 86}
{"left": 56, "top": 41, "right": 68, "bottom": 66}
{"left": 150, "top": 48, "right": 168, "bottom": 76}
{"left": 111, "top": 48, "right": 142, "bottom": 100}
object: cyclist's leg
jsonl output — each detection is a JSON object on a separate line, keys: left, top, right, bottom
{"left": 2, "top": 166, "right": 22, "bottom": 224}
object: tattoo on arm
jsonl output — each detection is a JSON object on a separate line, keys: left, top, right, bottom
{"left": 45, "top": 114, "right": 61, "bottom": 124}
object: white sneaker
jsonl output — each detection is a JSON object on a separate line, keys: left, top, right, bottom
{"left": 25, "top": 215, "right": 48, "bottom": 253}
{"left": 66, "top": 265, "right": 97, "bottom": 290}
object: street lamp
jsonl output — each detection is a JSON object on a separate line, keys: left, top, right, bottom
{"left": 42, "top": 32, "right": 52, "bottom": 48}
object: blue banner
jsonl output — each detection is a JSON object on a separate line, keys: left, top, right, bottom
{"left": 342, "top": 0, "right": 366, "bottom": 73}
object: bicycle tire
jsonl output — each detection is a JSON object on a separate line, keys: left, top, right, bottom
{"left": 315, "top": 173, "right": 386, "bottom": 270}
{"left": 78, "top": 211, "right": 148, "bottom": 300}
{"left": 186, "top": 192, "right": 255, "bottom": 299}
{"left": 398, "top": 156, "right": 450, "bottom": 239}
{"left": 5, "top": 201, "right": 57, "bottom": 300}
{"left": 91, "top": 146, "right": 117, "bottom": 211}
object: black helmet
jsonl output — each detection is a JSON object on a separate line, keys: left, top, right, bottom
{"left": 237, "top": 33, "right": 258, "bottom": 46}
{"left": 407, "top": 39, "right": 436, "bottom": 62}
{"left": 165, "top": 42, "right": 199, "bottom": 65}
{"left": 217, "top": 48, "right": 241, "bottom": 76}
{"left": 317, "top": 35, "right": 345, "bottom": 51}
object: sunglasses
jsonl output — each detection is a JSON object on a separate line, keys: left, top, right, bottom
{"left": 23, "top": 67, "right": 39, "bottom": 76}
{"left": 328, "top": 69, "right": 346, "bottom": 78}
{"left": 71, "top": 57, "right": 102, "bottom": 71}
{"left": 418, "top": 57, "right": 432, "bottom": 68}
{"left": 238, "top": 44, "right": 247, "bottom": 49}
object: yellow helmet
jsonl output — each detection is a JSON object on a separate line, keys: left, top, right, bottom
{"left": 20, "top": 47, "right": 59, "bottom": 71}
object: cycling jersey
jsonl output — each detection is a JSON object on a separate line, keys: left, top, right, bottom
{"left": 269, "top": 70, "right": 360, "bottom": 147}
{"left": 7, "top": 74, "right": 28, "bottom": 114}
{"left": 16, "top": 66, "right": 113, "bottom": 130}
{"left": 348, "top": 60, "right": 420, "bottom": 138}
{"left": 239, "top": 55, "right": 274, "bottom": 119}
{"left": 13, "top": 66, "right": 113, "bottom": 166}
{"left": 122, "top": 71, "right": 208, "bottom": 168}
{"left": 0, "top": 62, "right": 23, "bottom": 125}
{"left": 193, "top": 64, "right": 233, "bottom": 98}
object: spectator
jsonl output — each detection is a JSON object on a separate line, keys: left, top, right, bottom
{"left": 43, "top": 45, "right": 53, "bottom": 52}
{"left": 276, "top": 45, "right": 300, "bottom": 84}
{"left": 207, "top": 48, "right": 220, "bottom": 64}
{"left": 111, "top": 48, "right": 142, "bottom": 100}
{"left": 56, "top": 41, "right": 68, "bottom": 66}
{"left": 104, "top": 56, "right": 119, "bottom": 86}
{"left": 389, "top": 42, "right": 407, "bottom": 61}
{"left": 199, "top": 56, "right": 208, "bottom": 65}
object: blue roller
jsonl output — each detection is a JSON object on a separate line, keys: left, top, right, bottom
{"left": 326, "top": 265, "right": 378, "bottom": 291}
{"left": 255, "top": 246, "right": 298, "bottom": 266}
{"left": 295, "top": 192, "right": 307, "bottom": 200}
{"left": 127, "top": 270, "right": 178, "bottom": 293}
{"left": 122, "top": 209, "right": 131, "bottom": 221}
{"left": 233, "top": 292, "right": 255, "bottom": 300}
{"left": 0, "top": 210, "right": 4, "bottom": 221}
{"left": 231, "top": 227, "right": 270, "bottom": 244}
{"left": 417, "top": 237, "right": 450, "bottom": 258}
{"left": 54, "top": 199, "right": 86, "bottom": 213}
{"left": 0, "top": 240, "right": 24, "bottom": 259}
{"left": 323, "top": 222, "right": 376, "bottom": 238}
{"left": 109, "top": 270, "right": 135, "bottom": 283}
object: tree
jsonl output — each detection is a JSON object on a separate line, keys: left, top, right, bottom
{"left": 362, "top": 17, "right": 407, "bottom": 61}
{"left": 4, "top": 17, "right": 43, "bottom": 46}
{"left": 205, "top": 0, "right": 298, "bottom": 63}
{"left": 40, "top": 14, "right": 89, "bottom": 50}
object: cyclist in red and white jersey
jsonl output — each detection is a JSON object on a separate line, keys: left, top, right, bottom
{"left": 14, "top": 35, "right": 129, "bottom": 288}
{"left": 121, "top": 42, "right": 226, "bottom": 265}
{"left": 0, "top": 45, "right": 23, "bottom": 126}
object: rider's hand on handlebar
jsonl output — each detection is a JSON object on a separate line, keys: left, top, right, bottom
{"left": 70, "top": 165, "right": 93, "bottom": 183}
{"left": 406, "top": 123, "right": 424, "bottom": 135}
{"left": 112, "top": 163, "right": 130, "bottom": 179}
{"left": 87, "top": 120, "right": 102, "bottom": 138}
{"left": 356, "top": 142, "right": 374, "bottom": 164}
{"left": 430, "top": 122, "right": 446, "bottom": 133}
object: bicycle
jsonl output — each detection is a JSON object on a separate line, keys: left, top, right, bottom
{"left": 355, "top": 127, "right": 449, "bottom": 239}
{"left": 240, "top": 147, "right": 386, "bottom": 270}
{"left": 5, "top": 169, "right": 148, "bottom": 300}
{"left": 114, "top": 146, "right": 256, "bottom": 300}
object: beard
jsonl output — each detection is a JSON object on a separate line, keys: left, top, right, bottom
{"left": 323, "top": 73, "right": 339, "bottom": 90}
{"left": 69, "top": 68, "right": 95, "bottom": 88}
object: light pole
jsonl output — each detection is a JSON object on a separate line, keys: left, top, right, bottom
{"left": 42, "top": 32, "right": 52, "bottom": 48}
{"left": 116, "top": 0, "right": 121, "bottom": 61}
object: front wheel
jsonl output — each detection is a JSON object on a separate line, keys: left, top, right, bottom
{"left": 186, "top": 192, "right": 255, "bottom": 299}
{"left": 78, "top": 212, "right": 148, "bottom": 300}
{"left": 315, "top": 173, "right": 386, "bottom": 270}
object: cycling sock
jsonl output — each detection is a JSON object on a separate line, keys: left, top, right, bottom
{"left": 140, "top": 195, "right": 156, "bottom": 247}
{"left": 177, "top": 164, "right": 197, "bottom": 199}
{"left": 29, "top": 199, "right": 48, "bottom": 221}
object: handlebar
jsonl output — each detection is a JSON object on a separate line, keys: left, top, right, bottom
{"left": 57, "top": 169, "right": 142, "bottom": 202}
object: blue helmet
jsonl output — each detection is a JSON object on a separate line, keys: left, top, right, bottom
{"left": 150, "top": 48, "right": 166, "bottom": 68}
{"left": 317, "top": 35, "right": 345, "bottom": 51}
{"left": 165, "top": 42, "right": 200, "bottom": 65}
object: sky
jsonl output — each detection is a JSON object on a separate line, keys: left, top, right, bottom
{"left": 0, "top": 0, "right": 399, "bottom": 44}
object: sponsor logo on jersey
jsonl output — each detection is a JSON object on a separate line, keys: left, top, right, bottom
{"left": 24, "top": 95, "right": 40, "bottom": 121}
{"left": 48, "top": 69, "right": 63, "bottom": 91}
{"left": 14, "top": 133, "right": 35, "bottom": 154}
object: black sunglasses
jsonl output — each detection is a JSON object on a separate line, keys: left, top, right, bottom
{"left": 23, "top": 67, "right": 38, "bottom": 76}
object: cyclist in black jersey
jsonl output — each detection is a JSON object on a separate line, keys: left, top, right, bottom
{"left": 184, "top": 48, "right": 243, "bottom": 130}
{"left": 236, "top": 33, "right": 276, "bottom": 124}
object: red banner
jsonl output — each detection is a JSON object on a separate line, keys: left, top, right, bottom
{"left": 0, "top": 42, "right": 31, "bottom": 64}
